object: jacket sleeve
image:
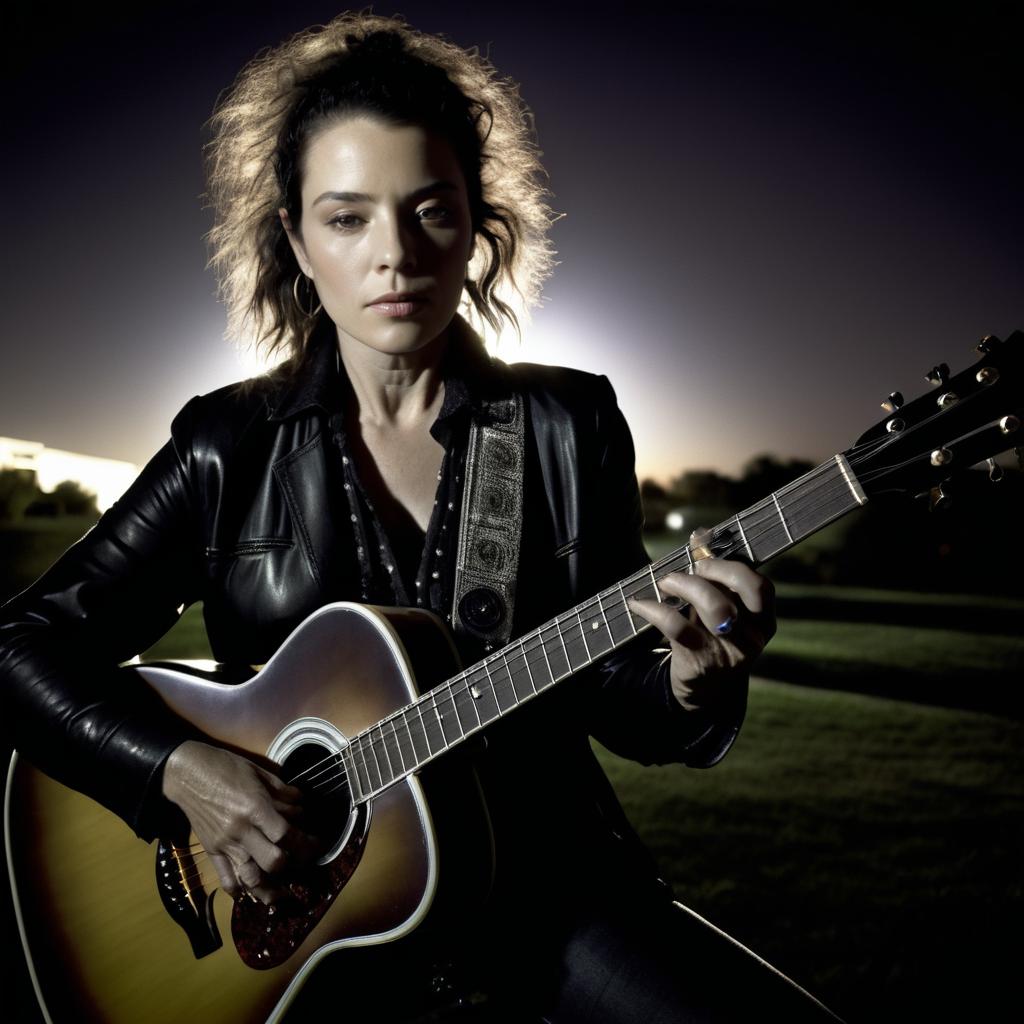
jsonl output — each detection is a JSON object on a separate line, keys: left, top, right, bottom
{"left": 0, "top": 400, "right": 207, "bottom": 841}
{"left": 576, "top": 375, "right": 749, "bottom": 768}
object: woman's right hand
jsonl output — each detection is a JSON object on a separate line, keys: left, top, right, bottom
{"left": 161, "top": 739, "right": 312, "bottom": 905}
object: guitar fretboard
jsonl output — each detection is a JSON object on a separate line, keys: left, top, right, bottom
{"left": 339, "top": 452, "right": 867, "bottom": 802}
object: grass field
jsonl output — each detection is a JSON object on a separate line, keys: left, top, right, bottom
{"left": 139, "top": 596, "right": 1024, "bottom": 1022}
{"left": 594, "top": 681, "right": 1022, "bottom": 1021}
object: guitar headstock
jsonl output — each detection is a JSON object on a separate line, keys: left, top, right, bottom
{"left": 846, "top": 331, "right": 1023, "bottom": 502}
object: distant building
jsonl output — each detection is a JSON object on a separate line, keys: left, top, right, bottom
{"left": 0, "top": 437, "right": 138, "bottom": 512}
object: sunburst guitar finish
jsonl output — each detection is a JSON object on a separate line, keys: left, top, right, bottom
{"left": 5, "top": 603, "right": 495, "bottom": 1024}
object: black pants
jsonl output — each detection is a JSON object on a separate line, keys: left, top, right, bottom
{"left": 289, "top": 885, "right": 843, "bottom": 1023}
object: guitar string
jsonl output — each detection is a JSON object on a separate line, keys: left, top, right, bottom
{"left": 171, "top": 403, "right": 998, "bottom": 879}
{"left": 281, "top": 439, "right": 903, "bottom": 799}
{"left": 302, "top": 420, "right": 968, "bottom": 801}
{"left": 283, "top": 454, "right": 884, "bottom": 800}
{"left": 287, "top": 437, "right": 912, "bottom": 803}
{"left": 168, "top": 456, "right": 886, "bottom": 887}
{"left": 280, "top": 429, "right": 903, "bottom": 793}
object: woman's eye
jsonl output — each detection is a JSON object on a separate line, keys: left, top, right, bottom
{"left": 329, "top": 213, "right": 363, "bottom": 230}
{"left": 418, "top": 206, "right": 453, "bottom": 223}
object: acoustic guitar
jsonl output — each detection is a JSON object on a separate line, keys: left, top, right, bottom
{"left": 6, "top": 331, "right": 1022, "bottom": 1023}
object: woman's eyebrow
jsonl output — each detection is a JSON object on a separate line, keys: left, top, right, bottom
{"left": 313, "top": 180, "right": 459, "bottom": 206}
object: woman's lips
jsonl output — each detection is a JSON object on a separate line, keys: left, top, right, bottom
{"left": 367, "top": 298, "right": 428, "bottom": 317}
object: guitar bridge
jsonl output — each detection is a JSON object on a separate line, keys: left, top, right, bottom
{"left": 155, "top": 837, "right": 222, "bottom": 959}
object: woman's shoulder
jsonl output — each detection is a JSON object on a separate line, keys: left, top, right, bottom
{"left": 167, "top": 368, "right": 287, "bottom": 462}
{"left": 496, "top": 358, "right": 621, "bottom": 424}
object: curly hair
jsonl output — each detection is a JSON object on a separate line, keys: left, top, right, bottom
{"left": 202, "top": 8, "right": 560, "bottom": 371}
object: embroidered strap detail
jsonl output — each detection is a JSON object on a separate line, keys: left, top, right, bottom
{"left": 451, "top": 394, "right": 525, "bottom": 651}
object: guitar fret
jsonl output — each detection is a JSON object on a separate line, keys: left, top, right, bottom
{"left": 376, "top": 724, "right": 395, "bottom": 781}
{"left": 438, "top": 685, "right": 463, "bottom": 744}
{"left": 734, "top": 514, "right": 753, "bottom": 560}
{"left": 559, "top": 612, "right": 590, "bottom": 672}
{"left": 575, "top": 608, "right": 593, "bottom": 661}
{"left": 597, "top": 593, "right": 614, "bottom": 645}
{"left": 420, "top": 693, "right": 445, "bottom": 754}
{"left": 451, "top": 681, "right": 481, "bottom": 737}
{"left": 772, "top": 493, "right": 795, "bottom": 544}
{"left": 554, "top": 618, "right": 571, "bottom": 664}
{"left": 541, "top": 621, "right": 570, "bottom": 680}
{"left": 469, "top": 665, "right": 500, "bottom": 724}
{"left": 519, "top": 639, "right": 539, "bottom": 694}
{"left": 342, "top": 745, "right": 363, "bottom": 802}
{"left": 581, "top": 598, "right": 614, "bottom": 659}
{"left": 503, "top": 651, "right": 531, "bottom": 703}
{"left": 389, "top": 719, "right": 408, "bottom": 774}
{"left": 405, "top": 705, "right": 432, "bottom": 765}
{"left": 618, "top": 583, "right": 638, "bottom": 636}
{"left": 365, "top": 735, "right": 384, "bottom": 791}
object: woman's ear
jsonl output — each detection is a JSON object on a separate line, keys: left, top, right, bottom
{"left": 279, "top": 207, "right": 312, "bottom": 277}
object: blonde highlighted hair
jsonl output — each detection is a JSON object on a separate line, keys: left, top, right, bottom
{"left": 202, "top": 9, "right": 560, "bottom": 370}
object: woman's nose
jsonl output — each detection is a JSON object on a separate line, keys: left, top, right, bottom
{"left": 374, "top": 212, "right": 417, "bottom": 272}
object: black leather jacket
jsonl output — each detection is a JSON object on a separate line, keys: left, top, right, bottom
{"left": 0, "top": 317, "right": 747, "bottom": 901}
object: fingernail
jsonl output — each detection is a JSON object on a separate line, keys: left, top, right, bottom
{"left": 715, "top": 616, "right": 735, "bottom": 635}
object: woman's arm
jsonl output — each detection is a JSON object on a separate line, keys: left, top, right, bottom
{"left": 576, "top": 376, "right": 760, "bottom": 768}
{"left": 0, "top": 427, "right": 206, "bottom": 840}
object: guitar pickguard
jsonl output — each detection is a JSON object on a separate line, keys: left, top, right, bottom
{"left": 232, "top": 800, "right": 371, "bottom": 969}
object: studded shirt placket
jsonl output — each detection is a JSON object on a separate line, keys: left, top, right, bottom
{"left": 329, "top": 419, "right": 469, "bottom": 618}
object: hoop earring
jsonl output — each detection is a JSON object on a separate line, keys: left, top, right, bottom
{"left": 292, "top": 273, "right": 323, "bottom": 318}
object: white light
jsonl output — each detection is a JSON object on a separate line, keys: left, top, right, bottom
{"left": 666, "top": 511, "right": 685, "bottom": 531}
{"left": 0, "top": 437, "right": 138, "bottom": 513}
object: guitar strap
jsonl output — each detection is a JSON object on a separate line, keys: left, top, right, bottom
{"left": 451, "top": 392, "right": 525, "bottom": 652}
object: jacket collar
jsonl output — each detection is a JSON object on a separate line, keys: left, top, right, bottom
{"left": 266, "top": 313, "right": 504, "bottom": 431}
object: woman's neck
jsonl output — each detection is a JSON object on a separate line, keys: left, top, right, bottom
{"left": 337, "top": 327, "right": 449, "bottom": 429}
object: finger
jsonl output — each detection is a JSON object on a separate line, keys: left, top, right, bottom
{"left": 233, "top": 854, "right": 264, "bottom": 891}
{"left": 260, "top": 768, "right": 304, "bottom": 804}
{"left": 693, "top": 557, "right": 775, "bottom": 617}
{"left": 626, "top": 596, "right": 708, "bottom": 650}
{"left": 656, "top": 572, "right": 739, "bottom": 637}
{"left": 209, "top": 852, "right": 242, "bottom": 899}
{"left": 273, "top": 799, "right": 307, "bottom": 821}
{"left": 243, "top": 827, "right": 289, "bottom": 877}
{"left": 252, "top": 800, "right": 295, "bottom": 845}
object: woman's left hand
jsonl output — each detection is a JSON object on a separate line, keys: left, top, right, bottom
{"left": 626, "top": 532, "right": 776, "bottom": 711}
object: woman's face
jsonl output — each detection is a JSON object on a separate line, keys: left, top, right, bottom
{"left": 280, "top": 115, "right": 475, "bottom": 359}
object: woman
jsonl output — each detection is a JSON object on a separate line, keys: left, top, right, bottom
{"left": 1, "top": 11, "right": 839, "bottom": 1022}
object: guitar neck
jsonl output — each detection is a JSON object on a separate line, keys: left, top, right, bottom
{"left": 343, "top": 452, "right": 868, "bottom": 803}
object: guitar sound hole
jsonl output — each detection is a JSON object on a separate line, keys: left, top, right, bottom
{"left": 278, "top": 743, "right": 354, "bottom": 865}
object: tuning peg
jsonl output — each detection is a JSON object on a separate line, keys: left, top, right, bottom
{"left": 975, "top": 335, "right": 1002, "bottom": 354}
{"left": 926, "top": 363, "right": 950, "bottom": 387}
{"left": 880, "top": 391, "right": 904, "bottom": 413}
{"left": 987, "top": 458, "right": 1004, "bottom": 482}
{"left": 928, "top": 480, "right": 953, "bottom": 510}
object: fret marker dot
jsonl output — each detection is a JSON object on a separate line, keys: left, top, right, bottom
{"left": 470, "top": 684, "right": 482, "bottom": 699}
{"left": 591, "top": 621, "right": 599, "bottom": 630}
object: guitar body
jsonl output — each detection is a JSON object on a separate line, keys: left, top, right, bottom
{"left": 5, "top": 602, "right": 495, "bottom": 1024}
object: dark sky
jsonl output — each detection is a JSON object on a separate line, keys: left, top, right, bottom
{"left": 4, "top": 1, "right": 1022, "bottom": 483}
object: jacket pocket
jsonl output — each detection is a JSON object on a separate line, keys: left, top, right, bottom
{"left": 553, "top": 537, "right": 582, "bottom": 559}
{"left": 204, "top": 537, "right": 293, "bottom": 558}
